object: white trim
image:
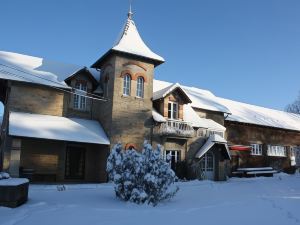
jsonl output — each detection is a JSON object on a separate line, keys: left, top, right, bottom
{"left": 74, "top": 82, "right": 87, "bottom": 110}
{"left": 250, "top": 143, "right": 263, "bottom": 156}
{"left": 123, "top": 74, "right": 131, "bottom": 96}
{"left": 168, "top": 101, "right": 178, "bottom": 120}
{"left": 136, "top": 76, "right": 144, "bottom": 98}
{"left": 267, "top": 145, "right": 287, "bottom": 157}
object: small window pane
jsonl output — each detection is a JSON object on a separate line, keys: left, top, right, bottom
{"left": 168, "top": 103, "right": 172, "bottom": 119}
{"left": 74, "top": 82, "right": 87, "bottom": 110}
{"left": 123, "top": 75, "right": 131, "bottom": 96}
{"left": 136, "top": 77, "right": 144, "bottom": 98}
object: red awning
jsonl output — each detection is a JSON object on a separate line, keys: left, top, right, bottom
{"left": 229, "top": 145, "right": 252, "bottom": 151}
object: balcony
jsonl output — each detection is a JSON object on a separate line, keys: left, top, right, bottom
{"left": 154, "top": 119, "right": 195, "bottom": 138}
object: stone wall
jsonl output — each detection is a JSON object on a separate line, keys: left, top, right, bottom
{"left": 95, "top": 54, "right": 155, "bottom": 150}
{"left": 8, "top": 82, "right": 65, "bottom": 116}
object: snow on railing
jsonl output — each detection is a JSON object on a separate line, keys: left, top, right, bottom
{"left": 155, "top": 119, "right": 195, "bottom": 137}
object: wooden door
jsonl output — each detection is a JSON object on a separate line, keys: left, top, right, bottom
{"left": 65, "top": 146, "right": 85, "bottom": 179}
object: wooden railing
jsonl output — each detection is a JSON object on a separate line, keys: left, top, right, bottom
{"left": 155, "top": 119, "right": 195, "bottom": 137}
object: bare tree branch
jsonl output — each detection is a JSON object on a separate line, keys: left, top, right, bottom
{"left": 285, "top": 91, "right": 300, "bottom": 114}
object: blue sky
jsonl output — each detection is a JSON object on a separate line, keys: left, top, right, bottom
{"left": 1, "top": 0, "right": 300, "bottom": 115}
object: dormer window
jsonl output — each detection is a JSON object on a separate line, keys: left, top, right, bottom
{"left": 123, "top": 74, "right": 131, "bottom": 96}
{"left": 168, "top": 102, "right": 178, "bottom": 120}
{"left": 136, "top": 76, "right": 144, "bottom": 98}
{"left": 74, "top": 82, "right": 87, "bottom": 110}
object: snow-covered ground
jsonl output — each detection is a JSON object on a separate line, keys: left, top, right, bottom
{"left": 1, "top": 173, "right": 300, "bottom": 225}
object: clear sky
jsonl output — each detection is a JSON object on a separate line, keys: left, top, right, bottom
{"left": 1, "top": 0, "right": 300, "bottom": 115}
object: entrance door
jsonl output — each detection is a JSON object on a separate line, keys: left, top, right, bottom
{"left": 165, "top": 150, "right": 180, "bottom": 171}
{"left": 65, "top": 146, "right": 85, "bottom": 179}
{"left": 199, "top": 151, "right": 215, "bottom": 180}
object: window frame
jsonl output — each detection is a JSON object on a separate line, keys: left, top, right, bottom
{"left": 267, "top": 145, "right": 287, "bottom": 157}
{"left": 164, "top": 150, "right": 180, "bottom": 170}
{"left": 250, "top": 143, "right": 263, "bottom": 156}
{"left": 123, "top": 74, "right": 131, "bottom": 96}
{"left": 136, "top": 76, "right": 144, "bottom": 98}
{"left": 74, "top": 82, "right": 87, "bottom": 110}
{"left": 168, "top": 101, "right": 178, "bottom": 120}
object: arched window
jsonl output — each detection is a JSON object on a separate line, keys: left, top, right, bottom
{"left": 123, "top": 74, "right": 131, "bottom": 96}
{"left": 136, "top": 76, "right": 144, "bottom": 98}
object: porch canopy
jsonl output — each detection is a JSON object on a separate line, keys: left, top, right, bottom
{"left": 9, "top": 112, "right": 110, "bottom": 145}
{"left": 195, "top": 134, "right": 231, "bottom": 160}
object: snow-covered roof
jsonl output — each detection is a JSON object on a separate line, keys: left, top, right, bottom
{"left": 154, "top": 79, "right": 300, "bottom": 132}
{"left": 195, "top": 134, "right": 231, "bottom": 159}
{"left": 113, "top": 14, "right": 164, "bottom": 63}
{"left": 153, "top": 82, "right": 192, "bottom": 103}
{"left": 152, "top": 110, "right": 167, "bottom": 123}
{"left": 9, "top": 112, "right": 110, "bottom": 145}
{"left": 218, "top": 97, "right": 300, "bottom": 132}
{"left": 153, "top": 80, "right": 231, "bottom": 114}
{"left": 92, "top": 11, "right": 164, "bottom": 68}
{"left": 183, "top": 86, "right": 231, "bottom": 114}
{"left": 0, "top": 51, "right": 99, "bottom": 89}
{"left": 183, "top": 104, "right": 226, "bottom": 131}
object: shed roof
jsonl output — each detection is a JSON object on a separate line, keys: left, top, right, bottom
{"left": 9, "top": 112, "right": 110, "bottom": 145}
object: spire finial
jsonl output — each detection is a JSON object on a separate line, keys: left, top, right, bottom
{"left": 128, "top": 0, "right": 133, "bottom": 19}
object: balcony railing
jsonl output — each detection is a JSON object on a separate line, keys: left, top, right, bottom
{"left": 155, "top": 119, "right": 195, "bottom": 137}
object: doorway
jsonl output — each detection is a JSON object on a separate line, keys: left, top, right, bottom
{"left": 199, "top": 151, "right": 215, "bottom": 180}
{"left": 65, "top": 146, "right": 85, "bottom": 180}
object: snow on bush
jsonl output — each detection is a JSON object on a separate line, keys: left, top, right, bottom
{"left": 0, "top": 172, "right": 10, "bottom": 180}
{"left": 106, "top": 141, "right": 179, "bottom": 206}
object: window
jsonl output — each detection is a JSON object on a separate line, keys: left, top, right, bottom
{"left": 123, "top": 74, "right": 131, "bottom": 96}
{"left": 168, "top": 102, "right": 178, "bottom": 119}
{"left": 136, "top": 77, "right": 144, "bottom": 98}
{"left": 164, "top": 150, "right": 180, "bottom": 170}
{"left": 267, "top": 145, "right": 286, "bottom": 157}
{"left": 250, "top": 144, "right": 263, "bottom": 155}
{"left": 74, "top": 82, "right": 87, "bottom": 110}
{"left": 208, "top": 130, "right": 224, "bottom": 138}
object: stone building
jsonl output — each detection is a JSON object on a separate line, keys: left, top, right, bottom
{"left": 0, "top": 9, "right": 300, "bottom": 182}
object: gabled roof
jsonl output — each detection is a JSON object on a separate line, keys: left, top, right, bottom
{"left": 183, "top": 85, "right": 231, "bottom": 114}
{"left": 218, "top": 97, "right": 300, "bottom": 132}
{"left": 153, "top": 80, "right": 231, "bottom": 114}
{"left": 195, "top": 134, "right": 231, "bottom": 160}
{"left": 9, "top": 112, "right": 110, "bottom": 145}
{"left": 153, "top": 79, "right": 300, "bottom": 132}
{"left": 65, "top": 67, "right": 99, "bottom": 86}
{"left": 0, "top": 51, "right": 99, "bottom": 89}
{"left": 91, "top": 11, "right": 164, "bottom": 68}
{"left": 153, "top": 82, "right": 192, "bottom": 103}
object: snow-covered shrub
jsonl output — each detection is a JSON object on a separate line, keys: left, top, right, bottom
{"left": 106, "top": 141, "right": 179, "bottom": 206}
{"left": 0, "top": 172, "right": 10, "bottom": 180}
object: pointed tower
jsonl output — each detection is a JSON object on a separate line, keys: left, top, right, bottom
{"left": 91, "top": 8, "right": 164, "bottom": 150}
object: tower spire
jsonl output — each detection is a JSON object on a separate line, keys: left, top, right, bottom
{"left": 128, "top": 0, "right": 133, "bottom": 19}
